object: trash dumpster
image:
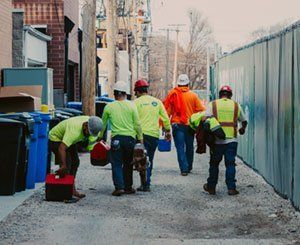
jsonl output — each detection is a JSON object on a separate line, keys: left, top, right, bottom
{"left": 0, "top": 113, "right": 35, "bottom": 191}
{"left": 0, "top": 118, "right": 23, "bottom": 195}
{"left": 33, "top": 112, "right": 51, "bottom": 182}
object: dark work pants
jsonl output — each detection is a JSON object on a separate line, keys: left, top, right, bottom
{"left": 143, "top": 134, "right": 159, "bottom": 187}
{"left": 49, "top": 141, "right": 80, "bottom": 177}
{"left": 111, "top": 135, "right": 135, "bottom": 190}
{"left": 207, "top": 142, "right": 238, "bottom": 190}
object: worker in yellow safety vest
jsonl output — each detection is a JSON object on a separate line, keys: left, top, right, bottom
{"left": 134, "top": 79, "right": 171, "bottom": 192}
{"left": 203, "top": 85, "right": 248, "bottom": 195}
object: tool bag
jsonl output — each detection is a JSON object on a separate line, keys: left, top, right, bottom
{"left": 90, "top": 140, "right": 111, "bottom": 166}
{"left": 45, "top": 174, "right": 74, "bottom": 201}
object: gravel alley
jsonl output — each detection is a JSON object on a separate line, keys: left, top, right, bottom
{"left": 0, "top": 148, "right": 300, "bottom": 245}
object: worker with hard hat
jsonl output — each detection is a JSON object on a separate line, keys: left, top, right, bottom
{"left": 134, "top": 79, "right": 171, "bottom": 192}
{"left": 164, "top": 74, "right": 206, "bottom": 176}
{"left": 203, "top": 85, "right": 248, "bottom": 196}
{"left": 100, "top": 81, "right": 143, "bottom": 196}
{"left": 49, "top": 116, "right": 103, "bottom": 198}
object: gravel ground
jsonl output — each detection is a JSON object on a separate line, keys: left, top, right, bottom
{"left": 0, "top": 147, "right": 300, "bottom": 245}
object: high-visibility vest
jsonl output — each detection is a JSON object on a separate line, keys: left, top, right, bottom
{"left": 211, "top": 99, "right": 239, "bottom": 138}
{"left": 189, "top": 112, "right": 221, "bottom": 131}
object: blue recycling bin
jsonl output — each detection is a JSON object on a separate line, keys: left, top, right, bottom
{"left": 27, "top": 113, "right": 42, "bottom": 189}
{"left": 67, "top": 101, "right": 82, "bottom": 111}
{"left": 33, "top": 112, "right": 51, "bottom": 183}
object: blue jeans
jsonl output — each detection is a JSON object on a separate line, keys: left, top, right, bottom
{"left": 172, "top": 124, "right": 194, "bottom": 173}
{"left": 143, "top": 134, "right": 159, "bottom": 187}
{"left": 111, "top": 136, "right": 135, "bottom": 190}
{"left": 207, "top": 142, "right": 238, "bottom": 190}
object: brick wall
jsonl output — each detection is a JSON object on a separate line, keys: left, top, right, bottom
{"left": 13, "top": 0, "right": 80, "bottom": 101}
{"left": 64, "top": 0, "right": 79, "bottom": 63}
{"left": 0, "top": 0, "right": 12, "bottom": 84}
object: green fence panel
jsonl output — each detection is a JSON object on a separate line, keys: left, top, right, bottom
{"left": 276, "top": 32, "right": 294, "bottom": 198}
{"left": 293, "top": 28, "right": 300, "bottom": 208}
{"left": 266, "top": 37, "right": 281, "bottom": 186}
{"left": 254, "top": 43, "right": 268, "bottom": 174}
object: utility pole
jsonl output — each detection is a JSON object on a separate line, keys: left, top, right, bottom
{"left": 159, "top": 28, "right": 170, "bottom": 97}
{"left": 107, "top": 0, "right": 117, "bottom": 97}
{"left": 172, "top": 28, "right": 179, "bottom": 88}
{"left": 82, "top": 0, "right": 96, "bottom": 116}
{"left": 168, "top": 24, "right": 185, "bottom": 88}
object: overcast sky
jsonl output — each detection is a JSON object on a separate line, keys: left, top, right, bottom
{"left": 151, "top": 0, "right": 300, "bottom": 51}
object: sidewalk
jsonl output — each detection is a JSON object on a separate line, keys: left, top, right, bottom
{"left": 0, "top": 148, "right": 299, "bottom": 244}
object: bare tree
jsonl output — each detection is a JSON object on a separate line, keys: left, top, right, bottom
{"left": 179, "top": 8, "right": 212, "bottom": 90}
{"left": 248, "top": 18, "right": 294, "bottom": 42}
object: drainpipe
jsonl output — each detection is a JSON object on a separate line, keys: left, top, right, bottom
{"left": 78, "top": 28, "right": 83, "bottom": 101}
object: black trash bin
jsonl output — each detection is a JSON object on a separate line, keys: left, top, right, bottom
{"left": 55, "top": 110, "right": 74, "bottom": 118}
{"left": 55, "top": 112, "right": 70, "bottom": 121}
{"left": 0, "top": 113, "right": 35, "bottom": 192}
{"left": 0, "top": 118, "right": 23, "bottom": 195}
{"left": 47, "top": 117, "right": 61, "bottom": 173}
{"left": 56, "top": 108, "right": 83, "bottom": 116}
{"left": 95, "top": 101, "right": 108, "bottom": 118}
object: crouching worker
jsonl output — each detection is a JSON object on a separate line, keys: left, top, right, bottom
{"left": 99, "top": 81, "right": 143, "bottom": 196}
{"left": 49, "top": 116, "right": 103, "bottom": 198}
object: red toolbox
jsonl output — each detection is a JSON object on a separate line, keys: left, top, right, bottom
{"left": 90, "top": 140, "right": 111, "bottom": 166}
{"left": 45, "top": 174, "right": 74, "bottom": 201}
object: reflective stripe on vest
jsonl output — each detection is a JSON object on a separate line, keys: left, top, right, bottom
{"left": 212, "top": 100, "right": 238, "bottom": 138}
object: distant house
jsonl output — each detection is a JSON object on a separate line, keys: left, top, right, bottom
{"left": 0, "top": 0, "right": 13, "bottom": 84}
{"left": 13, "top": 0, "right": 80, "bottom": 101}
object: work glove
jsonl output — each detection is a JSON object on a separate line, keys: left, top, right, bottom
{"left": 165, "top": 131, "right": 172, "bottom": 141}
{"left": 239, "top": 127, "right": 246, "bottom": 135}
{"left": 55, "top": 166, "right": 68, "bottom": 178}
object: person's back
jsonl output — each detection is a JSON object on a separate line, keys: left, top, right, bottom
{"left": 49, "top": 116, "right": 90, "bottom": 146}
{"left": 164, "top": 74, "right": 205, "bottom": 175}
{"left": 103, "top": 100, "right": 139, "bottom": 139}
{"left": 100, "top": 81, "right": 142, "bottom": 196}
{"left": 134, "top": 80, "right": 171, "bottom": 191}
{"left": 135, "top": 94, "right": 169, "bottom": 138}
{"left": 165, "top": 86, "right": 205, "bottom": 125}
{"left": 207, "top": 97, "right": 245, "bottom": 143}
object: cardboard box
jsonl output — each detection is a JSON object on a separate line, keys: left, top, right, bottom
{"left": 0, "top": 86, "right": 42, "bottom": 113}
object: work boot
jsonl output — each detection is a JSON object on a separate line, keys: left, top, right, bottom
{"left": 203, "top": 183, "right": 216, "bottom": 195}
{"left": 181, "top": 172, "right": 188, "bottom": 176}
{"left": 228, "top": 189, "right": 239, "bottom": 195}
{"left": 73, "top": 186, "right": 86, "bottom": 199}
{"left": 112, "top": 189, "right": 125, "bottom": 196}
{"left": 124, "top": 188, "right": 136, "bottom": 194}
{"left": 137, "top": 185, "right": 151, "bottom": 192}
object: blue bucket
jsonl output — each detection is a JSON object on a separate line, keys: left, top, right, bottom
{"left": 158, "top": 139, "right": 171, "bottom": 152}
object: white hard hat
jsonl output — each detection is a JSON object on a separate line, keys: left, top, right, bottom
{"left": 177, "top": 74, "right": 190, "bottom": 86}
{"left": 114, "top": 80, "right": 128, "bottom": 93}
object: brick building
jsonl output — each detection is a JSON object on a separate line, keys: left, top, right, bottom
{"left": 13, "top": 0, "right": 80, "bottom": 101}
{"left": 0, "top": 0, "right": 12, "bottom": 84}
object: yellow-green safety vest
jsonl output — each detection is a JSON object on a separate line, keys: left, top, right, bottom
{"left": 211, "top": 99, "right": 239, "bottom": 138}
{"left": 189, "top": 112, "right": 221, "bottom": 131}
